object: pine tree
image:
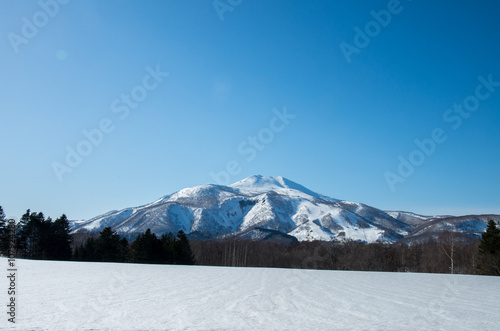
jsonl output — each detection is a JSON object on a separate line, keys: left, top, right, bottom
{"left": 16, "top": 210, "right": 30, "bottom": 258}
{"left": 0, "top": 206, "right": 9, "bottom": 256}
{"left": 96, "top": 227, "right": 122, "bottom": 262}
{"left": 49, "top": 214, "right": 73, "bottom": 260}
{"left": 119, "top": 237, "right": 129, "bottom": 262}
{"left": 478, "top": 220, "right": 500, "bottom": 275}
{"left": 174, "top": 230, "right": 195, "bottom": 265}
{"left": 130, "top": 229, "right": 162, "bottom": 263}
{"left": 14, "top": 210, "right": 74, "bottom": 260}
{"left": 38, "top": 216, "right": 52, "bottom": 259}
{"left": 79, "top": 237, "right": 98, "bottom": 261}
{"left": 17, "top": 210, "right": 46, "bottom": 259}
{"left": 160, "top": 232, "right": 175, "bottom": 264}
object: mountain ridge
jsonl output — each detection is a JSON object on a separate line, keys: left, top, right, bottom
{"left": 71, "top": 175, "right": 498, "bottom": 243}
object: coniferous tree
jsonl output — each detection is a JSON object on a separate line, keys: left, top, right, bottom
{"left": 128, "top": 229, "right": 194, "bottom": 265}
{"left": 160, "top": 232, "right": 175, "bottom": 264}
{"left": 38, "top": 216, "right": 53, "bottom": 260}
{"left": 119, "top": 237, "right": 129, "bottom": 262}
{"left": 0, "top": 206, "right": 9, "bottom": 255}
{"left": 16, "top": 210, "right": 31, "bottom": 258}
{"left": 14, "top": 210, "right": 72, "bottom": 261}
{"left": 80, "top": 237, "right": 98, "bottom": 261}
{"left": 17, "top": 210, "right": 47, "bottom": 259}
{"left": 129, "top": 232, "right": 144, "bottom": 262}
{"left": 131, "top": 231, "right": 149, "bottom": 263}
{"left": 174, "top": 230, "right": 195, "bottom": 265}
{"left": 130, "top": 229, "right": 163, "bottom": 263}
{"left": 49, "top": 214, "right": 73, "bottom": 260}
{"left": 478, "top": 220, "right": 500, "bottom": 275}
{"left": 96, "top": 227, "right": 122, "bottom": 262}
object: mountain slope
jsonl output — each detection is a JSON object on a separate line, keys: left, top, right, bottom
{"left": 71, "top": 175, "right": 409, "bottom": 242}
{"left": 71, "top": 175, "right": 498, "bottom": 243}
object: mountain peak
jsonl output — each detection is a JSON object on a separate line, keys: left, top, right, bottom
{"left": 228, "top": 175, "right": 329, "bottom": 200}
{"left": 229, "top": 175, "right": 287, "bottom": 189}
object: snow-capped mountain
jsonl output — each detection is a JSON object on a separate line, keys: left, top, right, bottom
{"left": 71, "top": 175, "right": 497, "bottom": 243}
{"left": 390, "top": 212, "right": 500, "bottom": 243}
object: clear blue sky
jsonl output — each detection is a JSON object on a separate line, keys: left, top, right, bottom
{"left": 1, "top": 0, "right": 499, "bottom": 220}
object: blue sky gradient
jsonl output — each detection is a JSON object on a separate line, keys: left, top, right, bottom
{"left": 1, "top": 0, "right": 499, "bottom": 220}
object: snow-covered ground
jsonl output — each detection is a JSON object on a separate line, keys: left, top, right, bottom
{"left": 2, "top": 258, "right": 500, "bottom": 330}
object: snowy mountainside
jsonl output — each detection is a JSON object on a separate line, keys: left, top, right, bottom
{"left": 399, "top": 214, "right": 500, "bottom": 242}
{"left": 71, "top": 175, "right": 409, "bottom": 242}
{"left": 71, "top": 175, "right": 498, "bottom": 243}
{"left": 385, "top": 211, "right": 433, "bottom": 227}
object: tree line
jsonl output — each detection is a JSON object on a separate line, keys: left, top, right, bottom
{"left": 0, "top": 206, "right": 195, "bottom": 265}
{"left": 0, "top": 208, "right": 72, "bottom": 260}
{"left": 73, "top": 227, "right": 195, "bottom": 265}
{"left": 1, "top": 206, "right": 499, "bottom": 275}
{"left": 190, "top": 220, "right": 500, "bottom": 275}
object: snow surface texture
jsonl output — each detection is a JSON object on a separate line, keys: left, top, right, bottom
{"left": 2, "top": 258, "right": 500, "bottom": 330}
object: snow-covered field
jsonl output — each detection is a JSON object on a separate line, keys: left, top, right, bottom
{"left": 2, "top": 258, "right": 500, "bottom": 330}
